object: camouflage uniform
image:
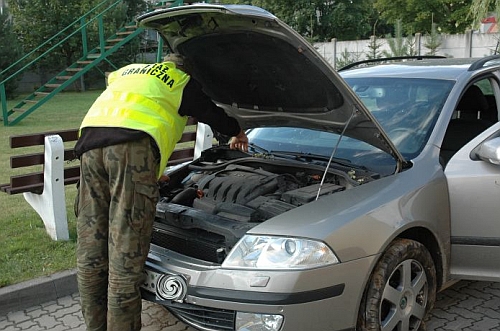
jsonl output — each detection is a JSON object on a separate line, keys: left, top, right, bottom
{"left": 75, "top": 137, "right": 159, "bottom": 331}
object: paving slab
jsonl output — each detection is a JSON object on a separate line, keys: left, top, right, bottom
{"left": 0, "top": 270, "right": 77, "bottom": 315}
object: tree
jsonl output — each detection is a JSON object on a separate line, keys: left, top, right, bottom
{"left": 336, "top": 48, "right": 362, "bottom": 69}
{"left": 374, "top": 0, "right": 473, "bottom": 35}
{"left": 382, "top": 20, "right": 416, "bottom": 57}
{"left": 127, "top": 0, "right": 148, "bottom": 18}
{"left": 365, "top": 36, "right": 384, "bottom": 60}
{"left": 424, "top": 23, "right": 442, "bottom": 55}
{"left": 0, "top": 6, "right": 22, "bottom": 99}
{"left": 405, "top": 33, "right": 418, "bottom": 56}
{"left": 8, "top": 0, "right": 95, "bottom": 72}
{"left": 7, "top": 0, "right": 146, "bottom": 87}
{"left": 469, "top": 0, "right": 498, "bottom": 27}
{"left": 219, "top": 0, "right": 376, "bottom": 42}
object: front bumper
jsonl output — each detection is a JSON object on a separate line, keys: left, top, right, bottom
{"left": 141, "top": 244, "right": 376, "bottom": 331}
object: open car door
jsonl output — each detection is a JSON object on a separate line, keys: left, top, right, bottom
{"left": 446, "top": 120, "right": 500, "bottom": 281}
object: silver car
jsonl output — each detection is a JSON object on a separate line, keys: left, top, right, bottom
{"left": 137, "top": 4, "right": 500, "bottom": 331}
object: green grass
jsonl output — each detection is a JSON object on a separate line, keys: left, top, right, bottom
{"left": 0, "top": 90, "right": 200, "bottom": 288}
{"left": 0, "top": 91, "right": 101, "bottom": 287}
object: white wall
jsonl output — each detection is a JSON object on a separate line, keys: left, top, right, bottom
{"left": 314, "top": 31, "right": 500, "bottom": 69}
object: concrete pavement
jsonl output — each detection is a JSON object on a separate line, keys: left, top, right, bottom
{"left": 0, "top": 269, "right": 196, "bottom": 331}
{"left": 0, "top": 292, "right": 195, "bottom": 331}
{"left": 1, "top": 269, "right": 500, "bottom": 330}
{"left": 0, "top": 270, "right": 78, "bottom": 315}
{"left": 427, "top": 281, "right": 500, "bottom": 331}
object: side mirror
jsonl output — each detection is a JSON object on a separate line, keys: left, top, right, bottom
{"left": 475, "top": 137, "right": 500, "bottom": 165}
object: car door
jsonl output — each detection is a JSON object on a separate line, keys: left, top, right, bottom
{"left": 445, "top": 80, "right": 500, "bottom": 281}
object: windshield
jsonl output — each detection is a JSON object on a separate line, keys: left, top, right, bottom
{"left": 344, "top": 77, "right": 454, "bottom": 158}
{"left": 246, "top": 78, "right": 453, "bottom": 176}
{"left": 246, "top": 127, "right": 397, "bottom": 177}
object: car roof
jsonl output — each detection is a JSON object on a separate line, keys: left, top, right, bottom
{"left": 340, "top": 56, "right": 500, "bottom": 81}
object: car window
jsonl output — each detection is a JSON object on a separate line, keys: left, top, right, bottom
{"left": 441, "top": 77, "right": 499, "bottom": 165}
{"left": 476, "top": 79, "right": 494, "bottom": 95}
{"left": 344, "top": 77, "right": 454, "bottom": 159}
{"left": 246, "top": 127, "right": 397, "bottom": 176}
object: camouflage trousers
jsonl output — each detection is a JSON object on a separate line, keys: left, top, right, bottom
{"left": 75, "top": 137, "right": 160, "bottom": 331}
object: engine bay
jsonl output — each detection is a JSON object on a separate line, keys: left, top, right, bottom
{"left": 152, "top": 146, "right": 375, "bottom": 263}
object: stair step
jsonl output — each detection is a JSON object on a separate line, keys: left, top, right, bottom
{"left": 116, "top": 31, "right": 134, "bottom": 36}
{"left": 125, "top": 25, "right": 137, "bottom": 29}
{"left": 66, "top": 68, "right": 83, "bottom": 72}
{"left": 34, "top": 92, "right": 50, "bottom": 96}
{"left": 56, "top": 76, "right": 73, "bottom": 80}
{"left": 13, "top": 108, "right": 27, "bottom": 113}
{"left": 77, "top": 60, "right": 93, "bottom": 64}
{"left": 87, "top": 54, "right": 101, "bottom": 59}
{"left": 45, "top": 83, "right": 61, "bottom": 88}
{"left": 23, "top": 99, "right": 39, "bottom": 104}
{"left": 107, "top": 38, "right": 125, "bottom": 43}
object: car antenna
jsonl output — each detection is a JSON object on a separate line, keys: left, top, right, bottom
{"left": 315, "top": 108, "right": 356, "bottom": 201}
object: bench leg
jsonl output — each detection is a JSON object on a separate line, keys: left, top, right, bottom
{"left": 23, "top": 135, "right": 69, "bottom": 241}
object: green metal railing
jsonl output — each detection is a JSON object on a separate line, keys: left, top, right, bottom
{"left": 0, "top": 0, "right": 185, "bottom": 126}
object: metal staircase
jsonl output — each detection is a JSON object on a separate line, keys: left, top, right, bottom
{"left": 5, "top": 24, "right": 144, "bottom": 126}
{"left": 0, "top": 0, "right": 185, "bottom": 126}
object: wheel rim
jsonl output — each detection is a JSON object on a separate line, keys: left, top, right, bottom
{"left": 379, "top": 259, "right": 428, "bottom": 331}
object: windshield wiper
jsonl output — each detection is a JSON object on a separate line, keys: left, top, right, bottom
{"left": 248, "top": 143, "right": 303, "bottom": 161}
{"left": 248, "top": 144, "right": 366, "bottom": 169}
{"left": 269, "top": 151, "right": 367, "bottom": 170}
{"left": 247, "top": 142, "right": 270, "bottom": 155}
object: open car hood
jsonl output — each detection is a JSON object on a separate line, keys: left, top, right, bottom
{"left": 137, "top": 4, "right": 404, "bottom": 166}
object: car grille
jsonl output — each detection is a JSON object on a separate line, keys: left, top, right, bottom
{"left": 151, "top": 223, "right": 227, "bottom": 264}
{"left": 169, "top": 303, "right": 236, "bottom": 331}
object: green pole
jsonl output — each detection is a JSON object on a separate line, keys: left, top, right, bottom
{"left": 81, "top": 17, "right": 88, "bottom": 56}
{"left": 1, "top": 84, "right": 8, "bottom": 126}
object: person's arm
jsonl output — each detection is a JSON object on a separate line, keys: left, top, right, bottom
{"left": 179, "top": 79, "right": 241, "bottom": 137}
{"left": 179, "top": 79, "right": 248, "bottom": 151}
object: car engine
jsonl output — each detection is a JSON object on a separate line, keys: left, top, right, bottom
{"left": 152, "top": 147, "right": 369, "bottom": 264}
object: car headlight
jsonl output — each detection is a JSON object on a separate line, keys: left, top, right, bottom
{"left": 222, "top": 235, "right": 339, "bottom": 270}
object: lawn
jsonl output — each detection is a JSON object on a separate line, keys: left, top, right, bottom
{"left": 0, "top": 91, "right": 101, "bottom": 287}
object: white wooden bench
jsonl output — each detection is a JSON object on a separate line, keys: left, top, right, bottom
{"left": 0, "top": 118, "right": 213, "bottom": 240}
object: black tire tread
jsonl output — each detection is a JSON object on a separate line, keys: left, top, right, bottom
{"left": 357, "top": 238, "right": 437, "bottom": 331}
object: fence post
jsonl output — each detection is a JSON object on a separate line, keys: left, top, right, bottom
{"left": 23, "top": 135, "right": 69, "bottom": 241}
{"left": 415, "top": 33, "right": 422, "bottom": 55}
{"left": 331, "top": 38, "right": 337, "bottom": 70}
{"left": 465, "top": 29, "right": 473, "bottom": 58}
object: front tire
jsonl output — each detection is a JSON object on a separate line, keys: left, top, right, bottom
{"left": 358, "top": 238, "right": 437, "bottom": 331}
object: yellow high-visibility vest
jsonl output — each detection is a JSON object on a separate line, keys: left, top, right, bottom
{"left": 80, "top": 62, "right": 190, "bottom": 178}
